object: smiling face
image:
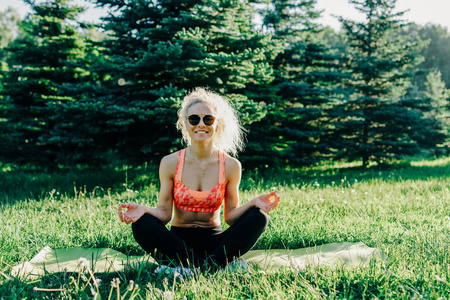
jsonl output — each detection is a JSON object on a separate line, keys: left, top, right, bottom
{"left": 186, "top": 102, "right": 218, "bottom": 145}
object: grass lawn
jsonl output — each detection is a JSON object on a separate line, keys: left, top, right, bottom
{"left": 1, "top": 157, "right": 450, "bottom": 299}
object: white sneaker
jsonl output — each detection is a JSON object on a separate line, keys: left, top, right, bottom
{"left": 222, "top": 258, "right": 248, "bottom": 273}
{"left": 154, "top": 265, "right": 173, "bottom": 274}
{"left": 155, "top": 265, "right": 199, "bottom": 278}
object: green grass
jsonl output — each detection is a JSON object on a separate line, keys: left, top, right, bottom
{"left": 1, "top": 158, "right": 450, "bottom": 299}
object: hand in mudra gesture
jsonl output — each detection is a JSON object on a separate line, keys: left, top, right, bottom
{"left": 252, "top": 191, "right": 280, "bottom": 213}
{"left": 118, "top": 203, "right": 146, "bottom": 224}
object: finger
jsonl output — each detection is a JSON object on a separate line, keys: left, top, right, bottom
{"left": 118, "top": 203, "right": 128, "bottom": 214}
{"left": 265, "top": 192, "right": 272, "bottom": 198}
{"left": 119, "top": 203, "right": 131, "bottom": 221}
{"left": 268, "top": 200, "right": 279, "bottom": 211}
{"left": 272, "top": 191, "right": 280, "bottom": 202}
{"left": 267, "top": 191, "right": 278, "bottom": 203}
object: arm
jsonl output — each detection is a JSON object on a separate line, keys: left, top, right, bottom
{"left": 118, "top": 155, "right": 174, "bottom": 225}
{"left": 223, "top": 158, "right": 280, "bottom": 225}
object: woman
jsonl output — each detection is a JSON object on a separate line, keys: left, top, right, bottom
{"left": 118, "top": 88, "right": 280, "bottom": 272}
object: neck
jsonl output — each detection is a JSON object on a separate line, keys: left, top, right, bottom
{"left": 189, "top": 142, "right": 215, "bottom": 160}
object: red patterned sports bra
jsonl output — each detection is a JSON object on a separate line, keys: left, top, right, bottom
{"left": 173, "top": 149, "right": 227, "bottom": 213}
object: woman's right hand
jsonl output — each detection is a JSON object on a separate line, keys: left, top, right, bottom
{"left": 118, "top": 203, "right": 147, "bottom": 224}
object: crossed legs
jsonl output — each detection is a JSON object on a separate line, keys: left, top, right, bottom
{"left": 131, "top": 207, "right": 268, "bottom": 270}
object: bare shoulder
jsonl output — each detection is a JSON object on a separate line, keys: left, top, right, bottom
{"left": 161, "top": 151, "right": 179, "bottom": 166}
{"left": 224, "top": 154, "right": 242, "bottom": 178}
{"left": 159, "top": 151, "right": 180, "bottom": 177}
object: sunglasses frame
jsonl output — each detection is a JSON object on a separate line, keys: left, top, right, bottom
{"left": 187, "top": 114, "right": 216, "bottom": 126}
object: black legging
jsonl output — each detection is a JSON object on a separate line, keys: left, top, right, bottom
{"left": 131, "top": 207, "right": 268, "bottom": 270}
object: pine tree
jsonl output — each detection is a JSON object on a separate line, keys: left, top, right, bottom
{"left": 1, "top": 0, "right": 88, "bottom": 165}
{"left": 0, "top": 8, "right": 22, "bottom": 162}
{"left": 54, "top": 0, "right": 280, "bottom": 166}
{"left": 257, "top": 0, "right": 349, "bottom": 167}
{"left": 410, "top": 70, "right": 450, "bottom": 156}
{"left": 417, "top": 24, "right": 450, "bottom": 88}
{"left": 332, "top": 0, "right": 438, "bottom": 166}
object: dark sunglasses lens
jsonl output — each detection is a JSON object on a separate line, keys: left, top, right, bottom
{"left": 188, "top": 115, "right": 200, "bottom": 125}
{"left": 204, "top": 115, "right": 215, "bottom": 126}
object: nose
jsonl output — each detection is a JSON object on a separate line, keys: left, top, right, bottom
{"left": 198, "top": 116, "right": 206, "bottom": 126}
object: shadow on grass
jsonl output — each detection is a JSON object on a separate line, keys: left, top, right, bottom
{"left": 0, "top": 165, "right": 159, "bottom": 204}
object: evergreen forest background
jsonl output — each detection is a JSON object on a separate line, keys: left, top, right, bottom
{"left": 1, "top": 0, "right": 449, "bottom": 170}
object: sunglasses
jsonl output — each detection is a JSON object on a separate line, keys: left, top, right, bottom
{"left": 187, "top": 114, "right": 216, "bottom": 126}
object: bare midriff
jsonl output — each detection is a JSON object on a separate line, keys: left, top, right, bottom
{"left": 171, "top": 206, "right": 221, "bottom": 228}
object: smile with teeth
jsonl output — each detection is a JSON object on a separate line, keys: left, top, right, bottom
{"left": 195, "top": 130, "right": 208, "bottom": 134}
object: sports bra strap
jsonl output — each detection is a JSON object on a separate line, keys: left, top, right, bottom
{"left": 219, "top": 151, "right": 225, "bottom": 184}
{"left": 175, "top": 149, "right": 185, "bottom": 182}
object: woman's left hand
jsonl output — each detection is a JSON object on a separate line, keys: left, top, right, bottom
{"left": 251, "top": 191, "right": 280, "bottom": 213}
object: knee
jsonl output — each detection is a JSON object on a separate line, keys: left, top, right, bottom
{"left": 246, "top": 207, "right": 269, "bottom": 228}
{"left": 131, "top": 213, "right": 162, "bottom": 237}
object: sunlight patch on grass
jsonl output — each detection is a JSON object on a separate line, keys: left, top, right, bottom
{"left": 411, "top": 156, "right": 450, "bottom": 167}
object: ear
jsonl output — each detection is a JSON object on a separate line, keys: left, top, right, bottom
{"left": 215, "top": 121, "right": 220, "bottom": 133}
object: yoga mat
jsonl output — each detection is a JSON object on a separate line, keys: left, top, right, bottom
{"left": 241, "top": 242, "right": 384, "bottom": 270}
{"left": 11, "top": 242, "right": 384, "bottom": 279}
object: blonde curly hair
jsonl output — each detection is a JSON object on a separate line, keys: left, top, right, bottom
{"left": 176, "top": 88, "right": 246, "bottom": 157}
